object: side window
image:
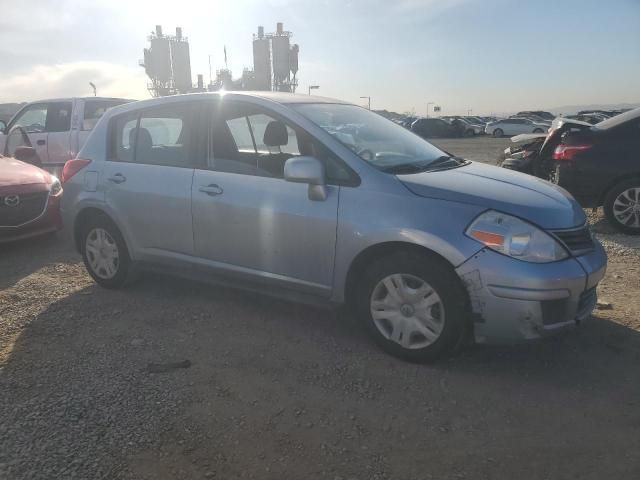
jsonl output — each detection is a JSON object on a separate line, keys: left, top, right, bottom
{"left": 83, "top": 100, "right": 129, "bottom": 131}
{"left": 113, "top": 112, "right": 139, "bottom": 163}
{"left": 11, "top": 104, "right": 47, "bottom": 133}
{"left": 210, "top": 101, "right": 353, "bottom": 183}
{"left": 113, "top": 103, "right": 198, "bottom": 168}
{"left": 45, "top": 102, "right": 72, "bottom": 132}
{"left": 210, "top": 102, "right": 301, "bottom": 178}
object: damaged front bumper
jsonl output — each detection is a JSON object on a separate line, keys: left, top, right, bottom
{"left": 455, "top": 241, "right": 607, "bottom": 343}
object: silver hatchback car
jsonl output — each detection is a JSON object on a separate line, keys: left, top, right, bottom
{"left": 61, "top": 92, "right": 607, "bottom": 361}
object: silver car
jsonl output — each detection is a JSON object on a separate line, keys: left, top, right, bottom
{"left": 61, "top": 92, "right": 607, "bottom": 361}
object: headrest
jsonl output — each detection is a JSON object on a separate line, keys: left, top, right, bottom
{"left": 130, "top": 127, "right": 152, "bottom": 149}
{"left": 263, "top": 121, "right": 288, "bottom": 147}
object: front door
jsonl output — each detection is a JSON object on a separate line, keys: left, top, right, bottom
{"left": 191, "top": 100, "right": 339, "bottom": 295}
{"left": 2, "top": 103, "right": 50, "bottom": 162}
{"left": 103, "top": 101, "right": 203, "bottom": 259}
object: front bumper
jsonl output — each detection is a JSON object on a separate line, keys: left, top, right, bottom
{"left": 455, "top": 242, "right": 607, "bottom": 343}
{"left": 0, "top": 194, "right": 62, "bottom": 244}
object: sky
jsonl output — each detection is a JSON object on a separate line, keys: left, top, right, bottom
{"left": 0, "top": 0, "right": 638, "bottom": 115}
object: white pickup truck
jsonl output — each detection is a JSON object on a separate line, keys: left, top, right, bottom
{"left": 0, "top": 97, "right": 133, "bottom": 169}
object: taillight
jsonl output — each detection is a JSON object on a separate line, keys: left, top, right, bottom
{"left": 552, "top": 144, "right": 592, "bottom": 161}
{"left": 62, "top": 159, "right": 91, "bottom": 182}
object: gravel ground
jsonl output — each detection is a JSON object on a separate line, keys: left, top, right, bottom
{"left": 1, "top": 138, "right": 640, "bottom": 479}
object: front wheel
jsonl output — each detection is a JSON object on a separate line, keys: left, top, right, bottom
{"left": 493, "top": 128, "right": 504, "bottom": 138}
{"left": 603, "top": 179, "right": 640, "bottom": 235}
{"left": 81, "top": 215, "right": 132, "bottom": 288}
{"left": 355, "top": 251, "right": 468, "bottom": 362}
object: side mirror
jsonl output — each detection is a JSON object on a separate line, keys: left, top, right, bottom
{"left": 0, "top": 120, "right": 6, "bottom": 134}
{"left": 284, "top": 156, "right": 328, "bottom": 201}
{"left": 13, "top": 146, "right": 41, "bottom": 166}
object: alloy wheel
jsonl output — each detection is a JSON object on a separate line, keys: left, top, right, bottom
{"left": 85, "top": 228, "right": 120, "bottom": 279}
{"left": 612, "top": 187, "right": 640, "bottom": 229}
{"left": 369, "top": 273, "right": 445, "bottom": 350}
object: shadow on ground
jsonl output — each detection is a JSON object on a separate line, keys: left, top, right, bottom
{"left": 1, "top": 273, "right": 640, "bottom": 479}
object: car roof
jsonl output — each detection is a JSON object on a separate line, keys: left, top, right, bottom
{"left": 24, "top": 97, "right": 133, "bottom": 104}
{"left": 105, "top": 91, "right": 349, "bottom": 113}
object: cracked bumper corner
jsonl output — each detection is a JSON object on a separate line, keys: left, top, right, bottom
{"left": 455, "top": 244, "right": 607, "bottom": 344}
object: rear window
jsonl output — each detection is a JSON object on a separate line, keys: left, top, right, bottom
{"left": 83, "top": 99, "right": 131, "bottom": 130}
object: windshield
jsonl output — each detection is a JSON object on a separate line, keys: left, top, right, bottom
{"left": 292, "top": 103, "right": 456, "bottom": 172}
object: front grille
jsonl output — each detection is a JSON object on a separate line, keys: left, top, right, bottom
{"left": 0, "top": 192, "right": 49, "bottom": 227}
{"left": 551, "top": 225, "right": 594, "bottom": 256}
{"left": 577, "top": 287, "right": 597, "bottom": 320}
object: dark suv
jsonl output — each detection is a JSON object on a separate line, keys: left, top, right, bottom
{"left": 410, "top": 118, "right": 460, "bottom": 138}
{"left": 552, "top": 108, "right": 640, "bottom": 234}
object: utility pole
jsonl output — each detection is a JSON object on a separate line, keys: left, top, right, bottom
{"left": 360, "top": 96, "right": 371, "bottom": 110}
{"left": 89, "top": 82, "right": 96, "bottom": 97}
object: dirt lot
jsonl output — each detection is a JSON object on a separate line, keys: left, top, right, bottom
{"left": 1, "top": 138, "right": 640, "bottom": 479}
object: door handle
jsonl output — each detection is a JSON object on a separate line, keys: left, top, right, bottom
{"left": 108, "top": 173, "right": 126, "bottom": 184}
{"left": 37, "top": 139, "right": 46, "bottom": 146}
{"left": 199, "top": 184, "right": 223, "bottom": 196}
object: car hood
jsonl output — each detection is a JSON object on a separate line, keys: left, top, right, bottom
{"left": 399, "top": 161, "right": 585, "bottom": 229}
{"left": 0, "top": 156, "right": 50, "bottom": 187}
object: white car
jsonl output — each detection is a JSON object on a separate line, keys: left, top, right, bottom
{"left": 0, "top": 97, "right": 133, "bottom": 168}
{"left": 485, "top": 118, "right": 549, "bottom": 137}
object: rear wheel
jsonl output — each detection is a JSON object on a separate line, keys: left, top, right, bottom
{"left": 603, "top": 179, "right": 640, "bottom": 235}
{"left": 493, "top": 128, "right": 504, "bottom": 138}
{"left": 354, "top": 251, "right": 468, "bottom": 362}
{"left": 81, "top": 215, "right": 132, "bottom": 288}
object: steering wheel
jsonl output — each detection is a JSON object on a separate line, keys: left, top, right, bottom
{"left": 4, "top": 126, "right": 33, "bottom": 157}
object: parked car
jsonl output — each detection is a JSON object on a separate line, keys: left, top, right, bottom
{"left": 516, "top": 110, "right": 555, "bottom": 121}
{"left": 411, "top": 118, "right": 461, "bottom": 138}
{"left": 564, "top": 113, "right": 609, "bottom": 125}
{"left": 485, "top": 118, "right": 549, "bottom": 137}
{"left": 62, "top": 92, "right": 606, "bottom": 362}
{"left": 0, "top": 150, "right": 63, "bottom": 243}
{"left": 442, "top": 117, "right": 484, "bottom": 136}
{"left": 551, "top": 107, "right": 640, "bottom": 234}
{"left": 0, "top": 97, "right": 133, "bottom": 172}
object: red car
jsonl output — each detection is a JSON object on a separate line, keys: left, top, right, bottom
{"left": 0, "top": 153, "right": 63, "bottom": 243}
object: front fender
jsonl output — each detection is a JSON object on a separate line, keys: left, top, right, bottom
{"left": 331, "top": 187, "right": 485, "bottom": 303}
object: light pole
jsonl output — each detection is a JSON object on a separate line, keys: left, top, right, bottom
{"left": 426, "top": 102, "right": 434, "bottom": 118}
{"left": 308, "top": 85, "right": 320, "bottom": 95}
{"left": 467, "top": 108, "right": 473, "bottom": 116}
{"left": 89, "top": 82, "right": 96, "bottom": 97}
{"left": 360, "top": 96, "right": 371, "bottom": 110}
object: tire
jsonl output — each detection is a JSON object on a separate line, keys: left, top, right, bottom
{"left": 533, "top": 128, "right": 544, "bottom": 134}
{"left": 493, "top": 128, "right": 504, "bottom": 138}
{"left": 354, "top": 251, "right": 468, "bottom": 362}
{"left": 80, "top": 214, "right": 132, "bottom": 288}
{"left": 603, "top": 179, "right": 640, "bottom": 235}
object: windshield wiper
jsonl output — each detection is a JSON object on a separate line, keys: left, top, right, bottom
{"left": 380, "top": 156, "right": 464, "bottom": 174}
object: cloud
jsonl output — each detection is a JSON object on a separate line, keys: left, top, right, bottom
{"left": 0, "top": 62, "right": 151, "bottom": 103}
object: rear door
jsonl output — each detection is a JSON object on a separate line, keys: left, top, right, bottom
{"left": 191, "top": 99, "right": 342, "bottom": 296}
{"left": 45, "top": 101, "right": 73, "bottom": 163}
{"left": 102, "top": 101, "right": 205, "bottom": 259}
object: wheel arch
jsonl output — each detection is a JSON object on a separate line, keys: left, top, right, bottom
{"left": 343, "top": 241, "right": 463, "bottom": 308}
{"left": 73, "top": 207, "right": 125, "bottom": 253}
{"left": 599, "top": 173, "right": 640, "bottom": 206}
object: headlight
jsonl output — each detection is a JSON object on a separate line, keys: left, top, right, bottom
{"left": 50, "top": 176, "right": 63, "bottom": 196}
{"left": 466, "top": 210, "right": 568, "bottom": 263}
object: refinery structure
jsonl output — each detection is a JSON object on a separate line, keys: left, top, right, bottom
{"left": 141, "top": 23, "right": 299, "bottom": 97}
